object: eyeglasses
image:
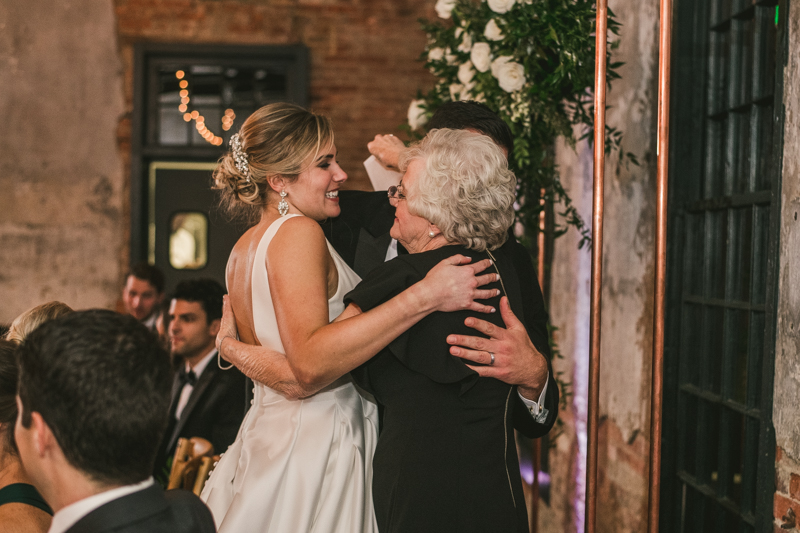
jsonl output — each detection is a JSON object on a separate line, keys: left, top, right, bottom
{"left": 387, "top": 183, "right": 406, "bottom": 201}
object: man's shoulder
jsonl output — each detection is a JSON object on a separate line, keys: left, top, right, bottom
{"left": 66, "top": 485, "right": 215, "bottom": 533}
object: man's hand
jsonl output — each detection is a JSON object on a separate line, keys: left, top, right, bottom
{"left": 447, "top": 296, "right": 548, "bottom": 399}
{"left": 367, "top": 134, "right": 405, "bottom": 169}
{"left": 417, "top": 255, "right": 499, "bottom": 314}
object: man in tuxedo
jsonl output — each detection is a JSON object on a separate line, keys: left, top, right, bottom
{"left": 323, "top": 101, "right": 557, "bottom": 437}
{"left": 122, "top": 262, "right": 165, "bottom": 331}
{"left": 14, "top": 310, "right": 215, "bottom": 533}
{"left": 153, "top": 278, "right": 249, "bottom": 481}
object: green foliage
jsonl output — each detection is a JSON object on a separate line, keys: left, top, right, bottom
{"left": 407, "top": 0, "right": 631, "bottom": 433}
{"left": 409, "top": 0, "right": 626, "bottom": 250}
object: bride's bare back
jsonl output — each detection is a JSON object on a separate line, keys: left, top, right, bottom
{"left": 226, "top": 212, "right": 339, "bottom": 349}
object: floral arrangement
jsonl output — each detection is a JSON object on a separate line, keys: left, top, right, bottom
{"left": 407, "top": 0, "right": 628, "bottom": 250}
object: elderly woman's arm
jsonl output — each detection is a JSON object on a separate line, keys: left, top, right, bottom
{"left": 219, "top": 231, "right": 498, "bottom": 396}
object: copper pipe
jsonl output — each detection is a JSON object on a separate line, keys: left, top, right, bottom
{"left": 648, "top": 0, "right": 672, "bottom": 531}
{"left": 530, "top": 190, "right": 547, "bottom": 533}
{"left": 586, "top": 1, "right": 608, "bottom": 532}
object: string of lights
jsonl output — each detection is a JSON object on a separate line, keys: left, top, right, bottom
{"left": 175, "top": 69, "right": 235, "bottom": 147}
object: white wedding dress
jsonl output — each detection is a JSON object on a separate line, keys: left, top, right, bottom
{"left": 202, "top": 214, "right": 379, "bottom": 533}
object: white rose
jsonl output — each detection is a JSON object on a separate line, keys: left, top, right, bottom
{"left": 458, "top": 61, "right": 476, "bottom": 85}
{"left": 470, "top": 42, "right": 492, "bottom": 72}
{"left": 407, "top": 99, "right": 428, "bottom": 130}
{"left": 449, "top": 83, "right": 465, "bottom": 101}
{"left": 427, "top": 47, "right": 445, "bottom": 61}
{"left": 457, "top": 31, "right": 473, "bottom": 53}
{"left": 487, "top": 0, "right": 516, "bottom": 14}
{"left": 484, "top": 19, "right": 505, "bottom": 41}
{"left": 435, "top": 0, "right": 456, "bottom": 19}
{"left": 491, "top": 56, "right": 526, "bottom": 92}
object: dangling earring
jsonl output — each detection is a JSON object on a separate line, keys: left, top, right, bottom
{"left": 278, "top": 190, "right": 289, "bottom": 217}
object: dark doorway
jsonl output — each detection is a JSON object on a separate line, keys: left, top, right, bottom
{"left": 131, "top": 43, "right": 309, "bottom": 293}
{"left": 661, "top": 1, "right": 786, "bottom": 531}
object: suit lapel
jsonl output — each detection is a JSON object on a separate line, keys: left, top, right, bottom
{"left": 354, "top": 228, "right": 393, "bottom": 278}
{"left": 65, "top": 484, "right": 167, "bottom": 533}
{"left": 166, "top": 362, "right": 219, "bottom": 453}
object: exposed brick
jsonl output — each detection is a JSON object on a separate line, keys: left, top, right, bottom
{"left": 791, "top": 474, "right": 800, "bottom": 501}
{"left": 115, "top": 0, "right": 438, "bottom": 190}
{"left": 774, "top": 493, "right": 800, "bottom": 522}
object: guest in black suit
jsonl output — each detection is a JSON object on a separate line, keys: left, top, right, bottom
{"left": 153, "top": 279, "right": 249, "bottom": 482}
{"left": 14, "top": 310, "right": 215, "bottom": 533}
{"left": 323, "top": 101, "right": 558, "bottom": 436}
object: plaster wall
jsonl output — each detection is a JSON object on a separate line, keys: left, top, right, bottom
{"left": 543, "top": 1, "right": 659, "bottom": 531}
{"left": 774, "top": 0, "right": 800, "bottom": 465}
{"left": 0, "top": 0, "right": 126, "bottom": 323}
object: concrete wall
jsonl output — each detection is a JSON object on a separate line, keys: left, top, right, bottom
{"left": 540, "top": 2, "right": 659, "bottom": 531}
{"left": 772, "top": 1, "right": 800, "bottom": 527}
{"left": 0, "top": 0, "right": 126, "bottom": 323}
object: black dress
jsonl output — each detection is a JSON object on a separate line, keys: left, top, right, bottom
{"left": 345, "top": 245, "right": 529, "bottom": 533}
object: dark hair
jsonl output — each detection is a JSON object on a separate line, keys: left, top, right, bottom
{"left": 0, "top": 340, "right": 19, "bottom": 455}
{"left": 127, "top": 262, "right": 165, "bottom": 294}
{"left": 17, "top": 310, "right": 172, "bottom": 486}
{"left": 428, "top": 101, "right": 514, "bottom": 156}
{"left": 170, "top": 279, "right": 226, "bottom": 323}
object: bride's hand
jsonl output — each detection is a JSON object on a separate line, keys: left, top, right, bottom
{"left": 419, "top": 255, "right": 499, "bottom": 314}
{"left": 216, "top": 295, "right": 240, "bottom": 361}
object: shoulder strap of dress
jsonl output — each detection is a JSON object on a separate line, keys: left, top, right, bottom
{"left": 0, "top": 483, "right": 53, "bottom": 515}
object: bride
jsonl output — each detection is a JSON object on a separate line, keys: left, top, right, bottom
{"left": 200, "top": 103, "right": 497, "bottom": 532}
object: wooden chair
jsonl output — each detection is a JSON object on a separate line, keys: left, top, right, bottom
{"left": 167, "top": 437, "right": 218, "bottom": 494}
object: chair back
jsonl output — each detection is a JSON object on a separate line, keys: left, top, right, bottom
{"left": 167, "top": 437, "right": 216, "bottom": 494}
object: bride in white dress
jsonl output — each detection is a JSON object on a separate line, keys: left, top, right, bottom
{"left": 200, "top": 103, "right": 496, "bottom": 533}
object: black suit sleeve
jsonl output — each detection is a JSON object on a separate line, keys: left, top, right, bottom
{"left": 209, "top": 371, "right": 249, "bottom": 455}
{"left": 501, "top": 239, "right": 560, "bottom": 438}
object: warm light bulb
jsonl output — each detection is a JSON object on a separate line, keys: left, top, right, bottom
{"left": 179, "top": 80, "right": 188, "bottom": 89}
{"left": 176, "top": 70, "right": 185, "bottom": 79}
{"left": 178, "top": 104, "right": 187, "bottom": 113}
{"left": 191, "top": 111, "right": 199, "bottom": 119}
{"left": 183, "top": 113, "right": 192, "bottom": 122}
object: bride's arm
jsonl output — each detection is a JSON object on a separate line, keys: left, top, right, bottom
{"left": 216, "top": 297, "right": 317, "bottom": 399}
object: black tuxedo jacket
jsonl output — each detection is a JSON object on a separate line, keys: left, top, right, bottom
{"left": 322, "top": 190, "right": 558, "bottom": 438}
{"left": 65, "top": 484, "right": 215, "bottom": 533}
{"left": 154, "top": 356, "right": 249, "bottom": 477}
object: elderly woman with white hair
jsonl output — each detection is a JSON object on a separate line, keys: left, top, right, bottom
{"left": 343, "top": 128, "right": 530, "bottom": 533}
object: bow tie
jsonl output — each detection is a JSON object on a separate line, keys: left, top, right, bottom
{"left": 178, "top": 367, "right": 198, "bottom": 387}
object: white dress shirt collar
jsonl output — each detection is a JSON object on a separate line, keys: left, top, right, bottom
{"left": 186, "top": 348, "right": 217, "bottom": 377}
{"left": 47, "top": 477, "right": 154, "bottom": 533}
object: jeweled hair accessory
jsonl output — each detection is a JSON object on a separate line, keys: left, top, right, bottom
{"left": 230, "top": 134, "right": 251, "bottom": 183}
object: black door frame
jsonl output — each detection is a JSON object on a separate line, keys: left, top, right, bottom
{"left": 661, "top": 1, "right": 788, "bottom": 530}
{"left": 130, "top": 42, "right": 310, "bottom": 265}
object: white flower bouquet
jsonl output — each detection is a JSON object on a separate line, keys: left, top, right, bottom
{"left": 407, "top": 0, "right": 628, "bottom": 249}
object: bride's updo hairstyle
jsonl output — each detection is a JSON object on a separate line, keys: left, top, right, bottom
{"left": 214, "top": 103, "right": 334, "bottom": 220}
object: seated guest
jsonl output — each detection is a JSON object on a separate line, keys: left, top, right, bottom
{"left": 122, "top": 262, "right": 165, "bottom": 331}
{"left": 14, "top": 310, "right": 215, "bottom": 533}
{"left": 152, "top": 279, "right": 248, "bottom": 482}
{"left": 0, "top": 340, "right": 52, "bottom": 532}
{"left": 5, "top": 301, "right": 73, "bottom": 344}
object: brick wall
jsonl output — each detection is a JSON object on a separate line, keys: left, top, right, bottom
{"left": 774, "top": 448, "right": 800, "bottom": 531}
{"left": 114, "top": 0, "right": 438, "bottom": 192}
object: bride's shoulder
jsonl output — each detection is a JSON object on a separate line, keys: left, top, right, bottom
{"left": 270, "top": 215, "right": 327, "bottom": 252}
